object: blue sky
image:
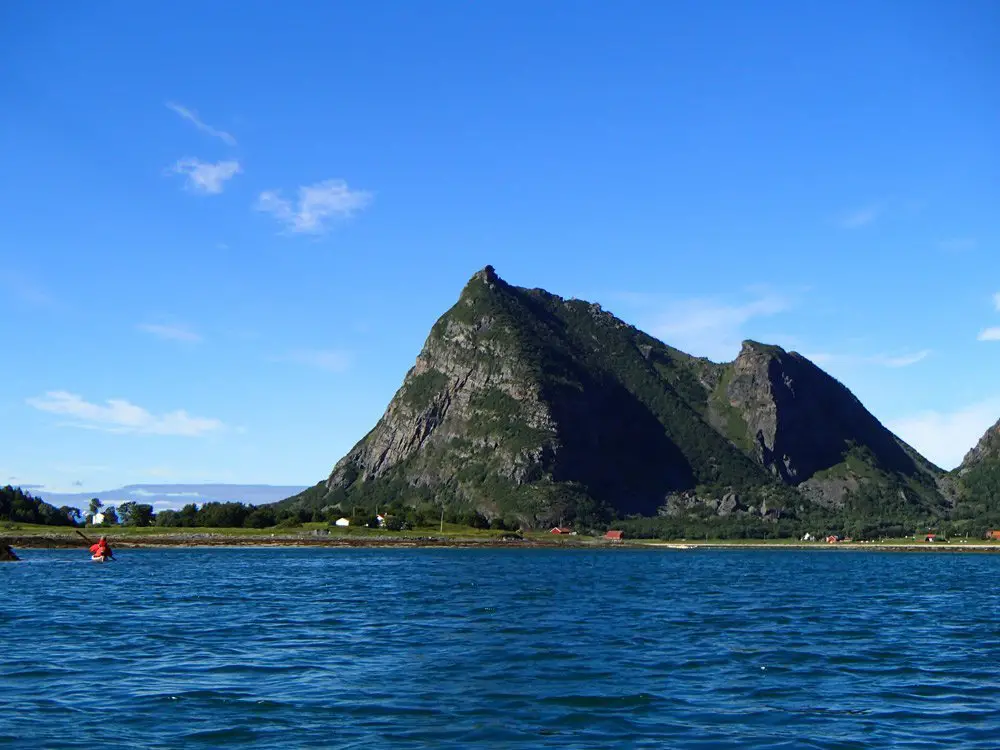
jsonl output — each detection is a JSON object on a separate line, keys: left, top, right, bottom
{"left": 1, "top": 1, "right": 997, "bottom": 498}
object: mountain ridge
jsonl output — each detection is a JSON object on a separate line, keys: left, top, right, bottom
{"left": 282, "top": 266, "right": 978, "bottom": 536}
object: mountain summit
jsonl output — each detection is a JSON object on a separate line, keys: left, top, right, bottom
{"left": 285, "top": 267, "right": 951, "bottom": 529}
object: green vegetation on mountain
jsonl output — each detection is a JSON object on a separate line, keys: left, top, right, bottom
{"left": 952, "top": 419, "right": 1000, "bottom": 532}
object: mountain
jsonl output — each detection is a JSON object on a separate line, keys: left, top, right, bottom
{"left": 31, "top": 484, "right": 308, "bottom": 512}
{"left": 282, "top": 266, "right": 954, "bottom": 534}
{"left": 953, "top": 420, "right": 1000, "bottom": 526}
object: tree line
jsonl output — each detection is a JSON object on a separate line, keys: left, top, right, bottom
{"left": 0, "top": 485, "right": 80, "bottom": 526}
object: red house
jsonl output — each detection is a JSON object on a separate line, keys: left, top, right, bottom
{"left": 604, "top": 530, "right": 624, "bottom": 541}
{"left": 550, "top": 527, "right": 572, "bottom": 534}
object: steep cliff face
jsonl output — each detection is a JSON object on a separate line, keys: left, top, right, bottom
{"left": 710, "top": 341, "right": 945, "bottom": 510}
{"left": 326, "top": 266, "right": 558, "bottom": 495}
{"left": 960, "top": 419, "right": 1000, "bottom": 470}
{"left": 283, "top": 266, "right": 952, "bottom": 527}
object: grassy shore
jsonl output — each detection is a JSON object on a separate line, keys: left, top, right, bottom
{"left": 4, "top": 522, "right": 1000, "bottom": 552}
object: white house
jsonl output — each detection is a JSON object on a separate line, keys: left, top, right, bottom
{"left": 376, "top": 514, "right": 386, "bottom": 527}
{"left": 91, "top": 513, "right": 105, "bottom": 525}
{"left": 335, "top": 517, "right": 350, "bottom": 527}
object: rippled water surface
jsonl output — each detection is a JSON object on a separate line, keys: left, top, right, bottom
{"left": 3, "top": 548, "right": 1000, "bottom": 748}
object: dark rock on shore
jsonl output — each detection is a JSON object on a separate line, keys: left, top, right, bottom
{"left": 1, "top": 544, "right": 19, "bottom": 561}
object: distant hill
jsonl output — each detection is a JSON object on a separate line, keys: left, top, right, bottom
{"left": 32, "top": 484, "right": 308, "bottom": 512}
{"left": 279, "top": 266, "right": 968, "bottom": 536}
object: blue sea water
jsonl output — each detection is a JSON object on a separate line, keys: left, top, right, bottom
{"left": 3, "top": 548, "right": 1000, "bottom": 748}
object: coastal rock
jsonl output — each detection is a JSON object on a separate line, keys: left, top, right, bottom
{"left": 1, "top": 544, "right": 19, "bottom": 562}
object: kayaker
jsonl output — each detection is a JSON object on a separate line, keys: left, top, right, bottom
{"left": 89, "top": 536, "right": 114, "bottom": 560}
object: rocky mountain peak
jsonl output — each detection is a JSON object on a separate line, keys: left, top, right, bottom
{"left": 724, "top": 339, "right": 918, "bottom": 485}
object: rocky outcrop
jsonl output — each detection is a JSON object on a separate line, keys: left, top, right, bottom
{"left": 959, "top": 419, "right": 1000, "bottom": 472}
{"left": 325, "top": 267, "right": 558, "bottom": 494}
{"left": 724, "top": 341, "right": 919, "bottom": 483}
{"left": 0, "top": 544, "right": 19, "bottom": 562}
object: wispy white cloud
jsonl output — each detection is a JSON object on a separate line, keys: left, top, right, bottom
{"left": 136, "top": 323, "right": 202, "bottom": 343}
{"left": 166, "top": 102, "right": 237, "bottom": 146}
{"left": 26, "top": 391, "right": 224, "bottom": 437}
{"left": 256, "top": 179, "right": 372, "bottom": 235}
{"left": 284, "top": 349, "right": 353, "bottom": 373}
{"left": 888, "top": 398, "right": 1000, "bottom": 470}
{"left": 629, "top": 292, "right": 792, "bottom": 361}
{"left": 993, "top": 292, "right": 1000, "bottom": 312}
{"left": 978, "top": 327, "right": 1000, "bottom": 342}
{"left": 839, "top": 205, "right": 881, "bottom": 229}
{"left": 168, "top": 158, "right": 241, "bottom": 194}
{"left": 802, "top": 349, "right": 931, "bottom": 369}
{"left": 873, "top": 350, "right": 931, "bottom": 368}
{"left": 940, "top": 237, "right": 978, "bottom": 253}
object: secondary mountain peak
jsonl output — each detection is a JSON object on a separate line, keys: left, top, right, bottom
{"left": 960, "top": 418, "right": 1000, "bottom": 470}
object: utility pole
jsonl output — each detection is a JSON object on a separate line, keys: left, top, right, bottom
{"left": 440, "top": 505, "right": 445, "bottom": 533}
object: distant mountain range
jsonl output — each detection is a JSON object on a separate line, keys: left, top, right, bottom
{"left": 278, "top": 266, "right": 1000, "bottom": 537}
{"left": 32, "top": 484, "right": 308, "bottom": 512}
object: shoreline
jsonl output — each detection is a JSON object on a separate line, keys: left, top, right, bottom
{"left": 5, "top": 531, "right": 1000, "bottom": 553}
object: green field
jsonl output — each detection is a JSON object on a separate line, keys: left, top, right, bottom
{"left": 1, "top": 521, "right": 563, "bottom": 542}
{"left": 5, "top": 522, "right": 1000, "bottom": 550}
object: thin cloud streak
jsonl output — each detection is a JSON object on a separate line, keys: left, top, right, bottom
{"left": 978, "top": 327, "right": 1000, "bottom": 342}
{"left": 801, "top": 350, "right": 931, "bottom": 368}
{"left": 634, "top": 292, "right": 793, "bottom": 362}
{"left": 875, "top": 350, "right": 931, "bottom": 368}
{"left": 26, "top": 391, "right": 224, "bottom": 436}
{"left": 136, "top": 323, "right": 202, "bottom": 343}
{"left": 284, "top": 349, "right": 353, "bottom": 373}
{"left": 166, "top": 102, "right": 237, "bottom": 146}
{"left": 839, "top": 205, "right": 881, "bottom": 229}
